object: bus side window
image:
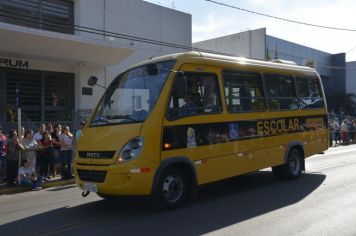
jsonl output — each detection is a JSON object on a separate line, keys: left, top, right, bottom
{"left": 264, "top": 74, "right": 298, "bottom": 111}
{"left": 166, "top": 73, "right": 221, "bottom": 119}
{"left": 223, "top": 71, "right": 266, "bottom": 113}
{"left": 296, "top": 77, "right": 324, "bottom": 109}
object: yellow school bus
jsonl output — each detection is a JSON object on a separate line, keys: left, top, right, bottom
{"left": 75, "top": 52, "right": 328, "bottom": 208}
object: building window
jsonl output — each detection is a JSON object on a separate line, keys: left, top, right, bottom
{"left": 264, "top": 74, "right": 298, "bottom": 111}
{"left": 0, "top": 0, "right": 74, "bottom": 34}
{"left": 0, "top": 68, "right": 74, "bottom": 125}
{"left": 223, "top": 71, "right": 266, "bottom": 112}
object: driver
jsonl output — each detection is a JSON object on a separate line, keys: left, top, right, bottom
{"left": 180, "top": 94, "right": 198, "bottom": 116}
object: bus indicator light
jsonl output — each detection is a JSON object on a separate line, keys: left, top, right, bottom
{"left": 163, "top": 143, "right": 172, "bottom": 149}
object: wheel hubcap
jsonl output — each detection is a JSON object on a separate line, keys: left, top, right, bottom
{"left": 289, "top": 154, "right": 301, "bottom": 175}
{"left": 162, "top": 174, "right": 183, "bottom": 203}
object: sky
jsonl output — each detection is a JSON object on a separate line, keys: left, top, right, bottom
{"left": 145, "top": 0, "right": 356, "bottom": 62}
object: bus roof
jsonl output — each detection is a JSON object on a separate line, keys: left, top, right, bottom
{"left": 132, "top": 51, "right": 317, "bottom": 74}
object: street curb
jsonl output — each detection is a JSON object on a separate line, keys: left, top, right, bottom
{"left": 0, "top": 179, "right": 75, "bottom": 195}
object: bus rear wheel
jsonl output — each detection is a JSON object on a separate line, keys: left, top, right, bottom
{"left": 153, "top": 168, "right": 190, "bottom": 209}
{"left": 272, "top": 148, "right": 303, "bottom": 180}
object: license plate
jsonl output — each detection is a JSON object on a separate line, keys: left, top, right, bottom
{"left": 83, "top": 182, "right": 98, "bottom": 193}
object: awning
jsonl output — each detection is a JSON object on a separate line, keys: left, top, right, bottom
{"left": 0, "top": 22, "right": 134, "bottom": 65}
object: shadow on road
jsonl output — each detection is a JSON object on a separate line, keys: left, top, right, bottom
{"left": 1, "top": 171, "right": 326, "bottom": 236}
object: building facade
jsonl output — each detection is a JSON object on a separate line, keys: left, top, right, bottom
{"left": 346, "top": 61, "right": 356, "bottom": 95}
{"left": 0, "top": 0, "right": 191, "bottom": 130}
{"left": 193, "top": 28, "right": 347, "bottom": 98}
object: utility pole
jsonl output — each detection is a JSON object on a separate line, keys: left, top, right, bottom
{"left": 16, "top": 82, "right": 22, "bottom": 166}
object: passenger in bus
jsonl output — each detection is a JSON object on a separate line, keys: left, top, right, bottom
{"left": 180, "top": 94, "right": 198, "bottom": 116}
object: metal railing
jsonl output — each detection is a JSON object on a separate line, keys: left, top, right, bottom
{"left": 1, "top": 109, "right": 93, "bottom": 133}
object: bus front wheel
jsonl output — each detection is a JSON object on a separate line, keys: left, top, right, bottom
{"left": 153, "top": 167, "right": 190, "bottom": 209}
{"left": 273, "top": 148, "right": 303, "bottom": 180}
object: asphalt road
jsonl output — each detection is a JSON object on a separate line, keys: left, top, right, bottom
{"left": 1, "top": 145, "right": 356, "bottom": 236}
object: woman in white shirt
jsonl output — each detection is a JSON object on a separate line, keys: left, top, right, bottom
{"left": 59, "top": 126, "right": 73, "bottom": 179}
{"left": 22, "top": 130, "right": 38, "bottom": 170}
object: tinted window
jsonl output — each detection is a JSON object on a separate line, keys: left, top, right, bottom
{"left": 264, "top": 74, "right": 298, "bottom": 110}
{"left": 223, "top": 71, "right": 266, "bottom": 112}
{"left": 167, "top": 73, "right": 221, "bottom": 119}
{"left": 0, "top": 0, "right": 74, "bottom": 34}
{"left": 296, "top": 77, "right": 324, "bottom": 109}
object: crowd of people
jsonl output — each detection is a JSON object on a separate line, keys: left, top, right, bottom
{"left": 0, "top": 121, "right": 85, "bottom": 191}
{"left": 329, "top": 116, "right": 356, "bottom": 146}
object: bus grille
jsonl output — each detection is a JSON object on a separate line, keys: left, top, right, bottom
{"left": 77, "top": 169, "right": 107, "bottom": 183}
{"left": 78, "top": 151, "right": 115, "bottom": 159}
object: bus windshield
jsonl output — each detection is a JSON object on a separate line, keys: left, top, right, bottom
{"left": 91, "top": 60, "right": 175, "bottom": 127}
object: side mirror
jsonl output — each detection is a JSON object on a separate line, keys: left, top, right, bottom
{"left": 146, "top": 63, "right": 159, "bottom": 76}
{"left": 175, "top": 73, "right": 187, "bottom": 98}
{"left": 88, "top": 76, "right": 98, "bottom": 86}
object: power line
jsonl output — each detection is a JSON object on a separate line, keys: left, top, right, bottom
{"left": 204, "top": 0, "right": 356, "bottom": 32}
{"left": 1, "top": 8, "right": 356, "bottom": 71}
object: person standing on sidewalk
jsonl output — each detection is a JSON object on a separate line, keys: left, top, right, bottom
{"left": 22, "top": 130, "right": 38, "bottom": 170}
{"left": 46, "top": 123, "right": 54, "bottom": 135}
{"left": 38, "top": 131, "right": 53, "bottom": 180}
{"left": 51, "top": 124, "right": 61, "bottom": 178}
{"left": 75, "top": 121, "right": 86, "bottom": 142}
{"left": 329, "top": 120, "right": 335, "bottom": 147}
{"left": 0, "top": 126, "right": 7, "bottom": 181}
{"left": 341, "top": 120, "right": 349, "bottom": 145}
{"left": 59, "top": 126, "right": 73, "bottom": 179}
{"left": 34, "top": 124, "right": 45, "bottom": 142}
{"left": 6, "top": 130, "right": 24, "bottom": 186}
{"left": 334, "top": 119, "right": 341, "bottom": 145}
{"left": 18, "top": 159, "right": 42, "bottom": 191}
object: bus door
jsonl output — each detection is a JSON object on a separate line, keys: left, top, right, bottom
{"left": 161, "top": 64, "right": 244, "bottom": 184}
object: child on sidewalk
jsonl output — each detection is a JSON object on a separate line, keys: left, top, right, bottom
{"left": 18, "top": 159, "right": 42, "bottom": 191}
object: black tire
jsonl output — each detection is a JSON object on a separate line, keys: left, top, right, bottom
{"left": 153, "top": 168, "right": 190, "bottom": 209}
{"left": 273, "top": 148, "right": 303, "bottom": 180}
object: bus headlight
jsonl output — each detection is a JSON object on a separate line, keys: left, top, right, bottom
{"left": 117, "top": 137, "right": 144, "bottom": 163}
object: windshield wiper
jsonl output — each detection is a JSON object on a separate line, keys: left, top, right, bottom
{"left": 92, "top": 116, "right": 111, "bottom": 125}
{"left": 106, "top": 115, "right": 139, "bottom": 123}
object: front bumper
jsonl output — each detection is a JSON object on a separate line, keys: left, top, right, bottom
{"left": 74, "top": 159, "right": 156, "bottom": 196}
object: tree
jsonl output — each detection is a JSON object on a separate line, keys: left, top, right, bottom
{"left": 326, "top": 92, "right": 356, "bottom": 116}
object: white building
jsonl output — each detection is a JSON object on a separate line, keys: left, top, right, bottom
{"left": 0, "top": 0, "right": 191, "bottom": 129}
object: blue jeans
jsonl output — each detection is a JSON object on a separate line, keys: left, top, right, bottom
{"left": 60, "top": 150, "right": 72, "bottom": 178}
{"left": 20, "top": 176, "right": 42, "bottom": 189}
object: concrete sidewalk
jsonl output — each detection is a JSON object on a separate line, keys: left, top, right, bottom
{"left": 0, "top": 177, "right": 75, "bottom": 195}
